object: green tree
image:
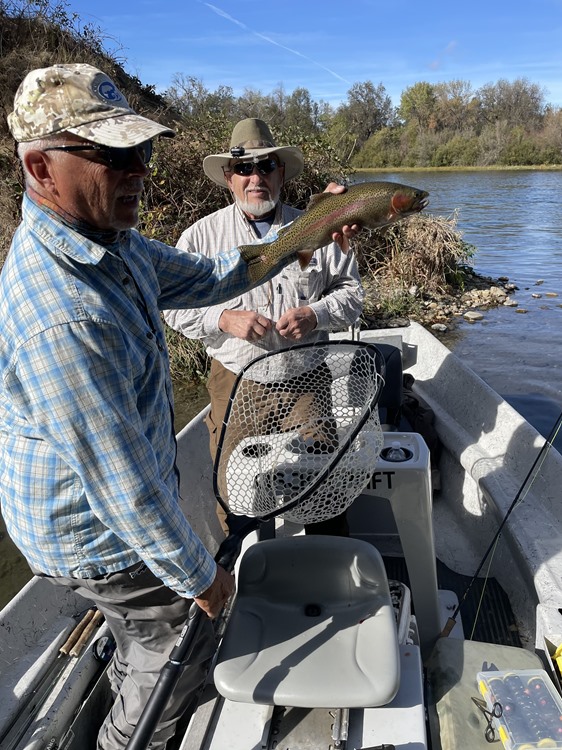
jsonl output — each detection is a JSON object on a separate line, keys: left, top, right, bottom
{"left": 165, "top": 75, "right": 236, "bottom": 120}
{"left": 330, "top": 81, "right": 394, "bottom": 160}
{"left": 398, "top": 82, "right": 437, "bottom": 130}
{"left": 477, "top": 78, "right": 546, "bottom": 129}
{"left": 434, "top": 80, "right": 478, "bottom": 132}
{"left": 352, "top": 127, "right": 403, "bottom": 168}
{"left": 499, "top": 126, "right": 542, "bottom": 165}
{"left": 284, "top": 87, "right": 318, "bottom": 133}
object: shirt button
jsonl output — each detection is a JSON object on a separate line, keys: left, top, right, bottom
{"left": 146, "top": 332, "right": 154, "bottom": 339}
{"left": 123, "top": 277, "right": 130, "bottom": 285}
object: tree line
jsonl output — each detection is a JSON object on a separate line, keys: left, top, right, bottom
{"left": 2, "top": 0, "right": 561, "bottom": 174}
{"left": 0, "top": 0, "right": 494, "bottom": 384}
{"left": 165, "top": 75, "right": 562, "bottom": 168}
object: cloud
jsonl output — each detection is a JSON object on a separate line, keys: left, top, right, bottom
{"left": 428, "top": 39, "right": 458, "bottom": 71}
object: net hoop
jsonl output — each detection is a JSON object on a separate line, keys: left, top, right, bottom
{"left": 214, "top": 340, "right": 386, "bottom": 525}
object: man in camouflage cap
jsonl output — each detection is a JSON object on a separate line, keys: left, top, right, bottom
{"left": 8, "top": 62, "right": 175, "bottom": 145}
{"left": 1, "top": 63, "right": 358, "bottom": 749}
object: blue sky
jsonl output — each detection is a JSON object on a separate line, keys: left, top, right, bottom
{"left": 65, "top": 0, "right": 562, "bottom": 109}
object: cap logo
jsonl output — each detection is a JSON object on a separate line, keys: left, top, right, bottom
{"left": 92, "top": 74, "right": 126, "bottom": 104}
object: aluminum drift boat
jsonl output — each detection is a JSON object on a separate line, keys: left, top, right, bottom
{"left": 1, "top": 322, "right": 562, "bottom": 750}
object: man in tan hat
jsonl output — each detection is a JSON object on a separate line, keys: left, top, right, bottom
{"left": 1, "top": 67, "right": 357, "bottom": 749}
{"left": 164, "top": 119, "right": 364, "bottom": 536}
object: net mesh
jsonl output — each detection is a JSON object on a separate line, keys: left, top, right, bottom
{"left": 215, "top": 342, "right": 384, "bottom": 524}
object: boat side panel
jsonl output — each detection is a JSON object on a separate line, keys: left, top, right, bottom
{"left": 360, "top": 323, "right": 562, "bottom": 648}
{"left": 0, "top": 576, "right": 93, "bottom": 737}
{"left": 175, "top": 406, "right": 225, "bottom": 555}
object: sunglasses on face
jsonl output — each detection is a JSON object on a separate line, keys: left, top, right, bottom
{"left": 43, "top": 140, "right": 153, "bottom": 171}
{"left": 226, "top": 158, "right": 280, "bottom": 177}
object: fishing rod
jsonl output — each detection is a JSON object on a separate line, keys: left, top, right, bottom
{"left": 441, "top": 408, "right": 562, "bottom": 638}
{"left": 0, "top": 608, "right": 105, "bottom": 750}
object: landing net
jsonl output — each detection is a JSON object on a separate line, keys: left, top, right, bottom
{"left": 214, "top": 341, "right": 385, "bottom": 525}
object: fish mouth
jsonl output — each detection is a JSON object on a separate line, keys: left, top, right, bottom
{"left": 414, "top": 191, "right": 430, "bottom": 212}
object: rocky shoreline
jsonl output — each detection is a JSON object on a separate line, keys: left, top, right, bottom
{"left": 417, "top": 270, "right": 519, "bottom": 332}
{"left": 362, "top": 269, "right": 559, "bottom": 333}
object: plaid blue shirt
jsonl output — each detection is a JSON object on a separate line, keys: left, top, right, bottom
{"left": 0, "top": 195, "right": 279, "bottom": 598}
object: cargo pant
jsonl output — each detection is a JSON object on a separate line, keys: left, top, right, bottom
{"left": 44, "top": 562, "right": 215, "bottom": 750}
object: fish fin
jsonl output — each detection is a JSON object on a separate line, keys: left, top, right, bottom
{"left": 276, "top": 219, "right": 294, "bottom": 238}
{"left": 306, "top": 192, "right": 332, "bottom": 209}
{"left": 297, "top": 249, "right": 315, "bottom": 269}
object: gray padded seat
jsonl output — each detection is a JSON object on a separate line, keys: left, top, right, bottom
{"left": 213, "top": 536, "right": 400, "bottom": 708}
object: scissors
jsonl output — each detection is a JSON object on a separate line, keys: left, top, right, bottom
{"left": 471, "top": 696, "right": 503, "bottom": 742}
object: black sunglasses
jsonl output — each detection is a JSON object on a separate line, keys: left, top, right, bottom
{"left": 43, "top": 140, "right": 153, "bottom": 171}
{"left": 226, "top": 158, "right": 280, "bottom": 177}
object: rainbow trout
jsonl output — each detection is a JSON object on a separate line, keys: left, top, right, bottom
{"left": 239, "top": 181, "right": 429, "bottom": 283}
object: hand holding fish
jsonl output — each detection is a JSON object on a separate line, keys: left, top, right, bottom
{"left": 323, "top": 182, "right": 361, "bottom": 252}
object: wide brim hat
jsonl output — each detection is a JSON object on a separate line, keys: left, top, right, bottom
{"left": 203, "top": 118, "right": 304, "bottom": 188}
{"left": 8, "top": 63, "right": 175, "bottom": 146}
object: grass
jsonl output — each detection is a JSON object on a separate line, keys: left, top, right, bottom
{"left": 354, "top": 164, "right": 562, "bottom": 172}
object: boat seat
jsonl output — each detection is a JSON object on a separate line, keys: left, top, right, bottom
{"left": 375, "top": 343, "right": 404, "bottom": 429}
{"left": 346, "top": 341, "right": 403, "bottom": 430}
{"left": 213, "top": 536, "right": 400, "bottom": 708}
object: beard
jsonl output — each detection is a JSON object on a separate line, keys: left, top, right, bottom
{"left": 236, "top": 192, "right": 277, "bottom": 217}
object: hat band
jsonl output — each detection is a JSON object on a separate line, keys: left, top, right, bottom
{"left": 235, "top": 139, "right": 275, "bottom": 149}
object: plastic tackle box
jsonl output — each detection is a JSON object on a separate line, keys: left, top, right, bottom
{"left": 477, "top": 669, "right": 562, "bottom": 749}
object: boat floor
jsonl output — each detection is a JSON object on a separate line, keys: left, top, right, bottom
{"left": 60, "top": 549, "right": 521, "bottom": 750}
{"left": 382, "top": 555, "right": 522, "bottom": 647}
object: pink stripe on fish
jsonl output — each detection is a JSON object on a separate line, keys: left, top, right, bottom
{"left": 301, "top": 197, "right": 372, "bottom": 235}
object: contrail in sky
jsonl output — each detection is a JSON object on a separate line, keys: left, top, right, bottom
{"left": 202, "top": 2, "right": 351, "bottom": 85}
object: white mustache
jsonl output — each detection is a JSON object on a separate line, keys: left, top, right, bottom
{"left": 245, "top": 186, "right": 270, "bottom": 196}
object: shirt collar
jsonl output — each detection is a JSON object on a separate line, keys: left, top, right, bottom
{"left": 22, "top": 192, "right": 128, "bottom": 266}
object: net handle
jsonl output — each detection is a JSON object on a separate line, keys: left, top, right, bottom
{"left": 212, "top": 340, "right": 386, "bottom": 523}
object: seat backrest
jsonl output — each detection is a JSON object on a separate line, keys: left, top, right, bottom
{"left": 238, "top": 535, "right": 390, "bottom": 606}
{"left": 376, "top": 343, "right": 403, "bottom": 428}
{"left": 214, "top": 536, "right": 401, "bottom": 708}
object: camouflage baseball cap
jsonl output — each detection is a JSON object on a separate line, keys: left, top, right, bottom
{"left": 8, "top": 63, "right": 175, "bottom": 146}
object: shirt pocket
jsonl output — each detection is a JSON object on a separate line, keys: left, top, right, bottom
{"left": 281, "top": 267, "right": 324, "bottom": 306}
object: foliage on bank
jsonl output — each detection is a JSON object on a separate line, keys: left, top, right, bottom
{"left": 0, "top": 0, "right": 510, "bottom": 383}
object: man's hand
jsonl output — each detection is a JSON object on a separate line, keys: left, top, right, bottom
{"left": 194, "top": 565, "right": 235, "bottom": 619}
{"left": 323, "top": 182, "right": 361, "bottom": 252}
{"left": 219, "top": 309, "right": 273, "bottom": 341}
{"left": 276, "top": 306, "right": 317, "bottom": 340}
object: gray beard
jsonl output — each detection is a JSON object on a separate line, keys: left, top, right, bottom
{"left": 236, "top": 196, "right": 277, "bottom": 217}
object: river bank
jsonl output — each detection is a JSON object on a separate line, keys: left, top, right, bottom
{"left": 362, "top": 267, "right": 521, "bottom": 332}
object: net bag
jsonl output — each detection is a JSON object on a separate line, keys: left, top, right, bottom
{"left": 214, "top": 341, "right": 385, "bottom": 525}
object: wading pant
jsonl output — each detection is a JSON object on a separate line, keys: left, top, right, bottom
{"left": 205, "top": 358, "right": 349, "bottom": 537}
{"left": 45, "top": 562, "right": 215, "bottom": 750}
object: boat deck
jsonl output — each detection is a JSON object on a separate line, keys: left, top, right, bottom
{"left": 383, "top": 555, "right": 522, "bottom": 647}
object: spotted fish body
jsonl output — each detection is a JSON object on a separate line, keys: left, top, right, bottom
{"left": 239, "top": 181, "right": 429, "bottom": 283}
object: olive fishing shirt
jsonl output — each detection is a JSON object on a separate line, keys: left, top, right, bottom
{"left": 163, "top": 202, "right": 364, "bottom": 374}
{"left": 0, "top": 194, "right": 286, "bottom": 598}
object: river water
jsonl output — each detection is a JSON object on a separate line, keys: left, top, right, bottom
{"left": 2, "top": 169, "right": 562, "bottom": 607}
{"left": 363, "top": 169, "right": 562, "bottom": 441}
